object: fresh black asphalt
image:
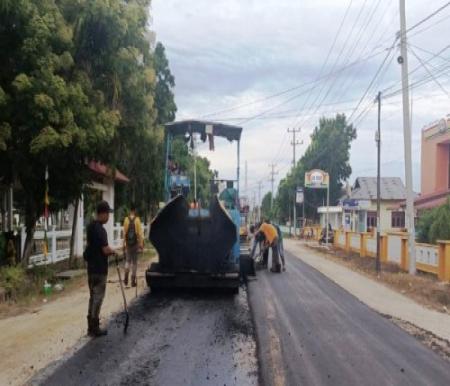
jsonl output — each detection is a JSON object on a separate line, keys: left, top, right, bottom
{"left": 32, "top": 289, "right": 258, "bottom": 386}
{"left": 248, "top": 249, "right": 450, "bottom": 386}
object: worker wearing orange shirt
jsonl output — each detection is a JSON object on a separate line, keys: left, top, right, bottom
{"left": 258, "top": 220, "right": 281, "bottom": 273}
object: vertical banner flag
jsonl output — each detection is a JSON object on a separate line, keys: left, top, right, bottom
{"left": 43, "top": 167, "right": 49, "bottom": 258}
{"left": 296, "top": 187, "right": 304, "bottom": 204}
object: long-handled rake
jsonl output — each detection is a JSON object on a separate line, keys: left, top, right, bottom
{"left": 115, "top": 254, "right": 129, "bottom": 333}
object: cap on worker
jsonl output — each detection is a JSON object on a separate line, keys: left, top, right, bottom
{"left": 97, "top": 200, "right": 114, "bottom": 214}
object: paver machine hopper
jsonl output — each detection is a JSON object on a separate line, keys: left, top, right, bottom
{"left": 146, "top": 120, "right": 243, "bottom": 292}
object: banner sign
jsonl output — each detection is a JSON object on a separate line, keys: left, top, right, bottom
{"left": 342, "top": 199, "right": 370, "bottom": 210}
{"left": 305, "top": 169, "right": 329, "bottom": 189}
{"left": 296, "top": 187, "right": 304, "bottom": 204}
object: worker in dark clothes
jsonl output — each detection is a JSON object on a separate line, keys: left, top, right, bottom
{"left": 83, "top": 201, "right": 116, "bottom": 337}
{"left": 274, "top": 223, "right": 286, "bottom": 271}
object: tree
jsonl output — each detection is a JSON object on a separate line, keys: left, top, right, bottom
{"left": 417, "top": 198, "right": 450, "bottom": 244}
{"left": 0, "top": 0, "right": 170, "bottom": 262}
{"left": 59, "top": 0, "right": 165, "bottom": 221}
{"left": 416, "top": 207, "right": 438, "bottom": 243}
{"left": 275, "top": 114, "right": 356, "bottom": 222}
{"left": 115, "top": 42, "right": 177, "bottom": 219}
{"left": 153, "top": 42, "right": 177, "bottom": 125}
{"left": 0, "top": 0, "right": 120, "bottom": 263}
{"left": 171, "top": 138, "right": 214, "bottom": 205}
{"left": 261, "top": 192, "right": 274, "bottom": 220}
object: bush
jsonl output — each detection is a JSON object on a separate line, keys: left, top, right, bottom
{"left": 417, "top": 198, "right": 450, "bottom": 244}
{"left": 27, "top": 265, "right": 56, "bottom": 288}
{"left": 417, "top": 207, "right": 438, "bottom": 243}
{"left": 0, "top": 266, "right": 28, "bottom": 299}
{"left": 429, "top": 201, "right": 450, "bottom": 243}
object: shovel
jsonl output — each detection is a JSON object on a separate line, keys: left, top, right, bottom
{"left": 115, "top": 254, "right": 129, "bottom": 333}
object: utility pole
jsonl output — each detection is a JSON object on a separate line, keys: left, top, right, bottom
{"left": 288, "top": 128, "right": 302, "bottom": 237}
{"left": 268, "top": 164, "right": 278, "bottom": 211}
{"left": 399, "top": 0, "right": 416, "bottom": 274}
{"left": 252, "top": 190, "right": 256, "bottom": 223}
{"left": 257, "top": 181, "right": 263, "bottom": 222}
{"left": 376, "top": 91, "right": 382, "bottom": 275}
{"left": 244, "top": 161, "right": 248, "bottom": 196}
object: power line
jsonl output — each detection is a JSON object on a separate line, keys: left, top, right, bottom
{"left": 409, "top": 45, "right": 450, "bottom": 97}
{"left": 408, "top": 43, "right": 450, "bottom": 64}
{"left": 292, "top": 0, "right": 368, "bottom": 130}
{"left": 383, "top": 62, "right": 450, "bottom": 99}
{"left": 233, "top": 48, "right": 388, "bottom": 126}
{"left": 348, "top": 40, "right": 397, "bottom": 122}
{"left": 409, "top": 12, "right": 450, "bottom": 38}
{"left": 405, "top": 1, "right": 450, "bottom": 34}
{"left": 327, "top": 0, "right": 396, "bottom": 115}
{"left": 287, "top": 0, "right": 355, "bottom": 129}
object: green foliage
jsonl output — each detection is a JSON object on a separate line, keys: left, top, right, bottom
{"left": 416, "top": 199, "right": 450, "bottom": 244}
{"left": 261, "top": 192, "right": 274, "bottom": 220}
{"left": 153, "top": 42, "right": 177, "bottom": 125}
{"left": 275, "top": 114, "right": 356, "bottom": 222}
{"left": 429, "top": 199, "right": 450, "bottom": 243}
{"left": 417, "top": 207, "right": 438, "bottom": 243}
{"left": 0, "top": 1, "right": 175, "bottom": 251}
{"left": 0, "top": 0, "right": 123, "bottom": 251}
{"left": 0, "top": 265, "right": 27, "bottom": 295}
{"left": 171, "top": 138, "right": 214, "bottom": 205}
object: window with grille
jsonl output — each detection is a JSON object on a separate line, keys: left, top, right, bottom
{"left": 391, "top": 211, "right": 405, "bottom": 228}
{"left": 367, "top": 211, "right": 377, "bottom": 228}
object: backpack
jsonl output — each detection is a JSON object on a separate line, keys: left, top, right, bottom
{"left": 126, "top": 217, "right": 138, "bottom": 246}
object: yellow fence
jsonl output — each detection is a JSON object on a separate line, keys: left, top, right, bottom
{"left": 302, "top": 226, "right": 322, "bottom": 241}
{"left": 333, "top": 230, "right": 450, "bottom": 282}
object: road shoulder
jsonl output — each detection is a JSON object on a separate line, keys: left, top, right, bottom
{"left": 284, "top": 239, "right": 450, "bottom": 342}
{"left": 0, "top": 259, "right": 150, "bottom": 386}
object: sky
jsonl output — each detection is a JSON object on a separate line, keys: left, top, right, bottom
{"left": 151, "top": 0, "right": 450, "bottom": 203}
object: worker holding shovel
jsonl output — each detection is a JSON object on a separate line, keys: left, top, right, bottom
{"left": 83, "top": 201, "right": 116, "bottom": 337}
{"left": 122, "top": 204, "right": 144, "bottom": 287}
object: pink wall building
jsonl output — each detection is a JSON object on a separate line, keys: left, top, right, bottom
{"left": 416, "top": 115, "right": 450, "bottom": 210}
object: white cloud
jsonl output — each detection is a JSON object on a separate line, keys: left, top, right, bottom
{"left": 152, "top": 0, "right": 450, "bottom": 198}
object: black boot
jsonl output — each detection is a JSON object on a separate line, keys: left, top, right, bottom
{"left": 89, "top": 317, "right": 107, "bottom": 337}
{"left": 124, "top": 271, "right": 129, "bottom": 286}
{"left": 87, "top": 316, "right": 94, "bottom": 336}
{"left": 131, "top": 275, "right": 137, "bottom": 287}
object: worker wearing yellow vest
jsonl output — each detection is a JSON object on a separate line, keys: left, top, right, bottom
{"left": 122, "top": 204, "right": 144, "bottom": 287}
{"left": 258, "top": 220, "right": 281, "bottom": 273}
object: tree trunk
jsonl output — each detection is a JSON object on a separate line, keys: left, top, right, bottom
{"left": 22, "top": 223, "right": 36, "bottom": 268}
{"left": 21, "top": 200, "right": 38, "bottom": 267}
{"left": 69, "top": 198, "right": 80, "bottom": 267}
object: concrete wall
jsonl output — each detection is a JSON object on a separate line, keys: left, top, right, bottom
{"left": 333, "top": 230, "right": 450, "bottom": 281}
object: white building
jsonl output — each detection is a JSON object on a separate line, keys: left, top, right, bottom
{"left": 339, "top": 177, "right": 408, "bottom": 233}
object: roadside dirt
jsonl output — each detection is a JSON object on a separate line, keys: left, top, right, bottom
{"left": 304, "top": 241, "right": 450, "bottom": 315}
{"left": 382, "top": 314, "right": 450, "bottom": 363}
{"left": 0, "top": 256, "right": 155, "bottom": 386}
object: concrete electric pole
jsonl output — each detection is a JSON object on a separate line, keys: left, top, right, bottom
{"left": 257, "top": 181, "right": 263, "bottom": 222}
{"left": 288, "top": 128, "right": 302, "bottom": 237}
{"left": 376, "top": 91, "right": 382, "bottom": 275}
{"left": 269, "top": 164, "right": 278, "bottom": 211}
{"left": 398, "top": 0, "right": 416, "bottom": 274}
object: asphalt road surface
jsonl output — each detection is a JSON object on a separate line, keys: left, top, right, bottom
{"left": 32, "top": 289, "right": 258, "bottom": 386}
{"left": 248, "top": 248, "right": 450, "bottom": 386}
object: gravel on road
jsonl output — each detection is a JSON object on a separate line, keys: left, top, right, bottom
{"left": 32, "top": 288, "right": 259, "bottom": 386}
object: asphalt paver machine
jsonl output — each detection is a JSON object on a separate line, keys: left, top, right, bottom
{"left": 146, "top": 120, "right": 243, "bottom": 292}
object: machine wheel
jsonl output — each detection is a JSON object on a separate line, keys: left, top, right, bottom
{"left": 149, "top": 262, "right": 161, "bottom": 272}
